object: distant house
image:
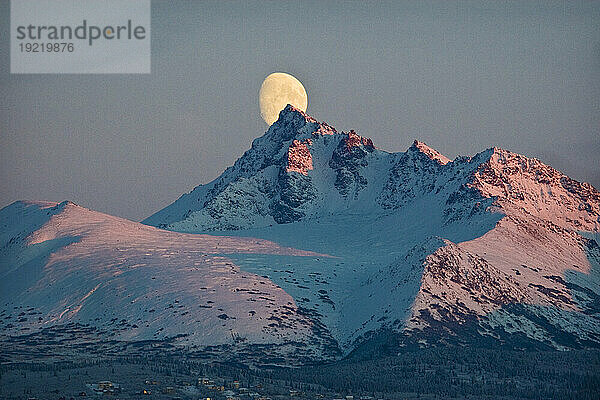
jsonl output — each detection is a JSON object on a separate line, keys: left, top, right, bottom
{"left": 87, "top": 380, "right": 121, "bottom": 395}
{"left": 97, "top": 381, "right": 113, "bottom": 390}
{"left": 141, "top": 389, "right": 152, "bottom": 395}
{"left": 200, "top": 377, "right": 219, "bottom": 388}
{"left": 232, "top": 380, "right": 240, "bottom": 389}
{"left": 199, "top": 377, "right": 211, "bottom": 385}
{"left": 163, "top": 386, "right": 176, "bottom": 394}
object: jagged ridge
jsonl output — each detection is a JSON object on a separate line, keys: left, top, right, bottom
{"left": 142, "top": 106, "right": 600, "bottom": 353}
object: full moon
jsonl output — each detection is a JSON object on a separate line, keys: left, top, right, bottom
{"left": 259, "top": 72, "right": 308, "bottom": 125}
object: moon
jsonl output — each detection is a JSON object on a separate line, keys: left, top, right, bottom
{"left": 259, "top": 72, "right": 308, "bottom": 125}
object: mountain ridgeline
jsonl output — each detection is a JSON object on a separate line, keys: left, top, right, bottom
{"left": 1, "top": 105, "right": 599, "bottom": 364}
{"left": 144, "top": 105, "right": 599, "bottom": 234}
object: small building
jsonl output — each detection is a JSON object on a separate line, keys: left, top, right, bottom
{"left": 232, "top": 380, "right": 240, "bottom": 389}
{"left": 98, "top": 381, "right": 113, "bottom": 390}
{"left": 87, "top": 381, "right": 121, "bottom": 395}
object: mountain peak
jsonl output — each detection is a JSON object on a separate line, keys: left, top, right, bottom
{"left": 343, "top": 130, "right": 375, "bottom": 151}
{"left": 409, "top": 140, "right": 451, "bottom": 165}
{"left": 278, "top": 104, "right": 318, "bottom": 124}
{"left": 469, "top": 146, "right": 600, "bottom": 231}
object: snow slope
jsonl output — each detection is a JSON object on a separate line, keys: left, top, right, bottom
{"left": 0, "top": 201, "right": 340, "bottom": 362}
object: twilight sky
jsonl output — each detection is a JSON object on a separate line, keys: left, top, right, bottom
{"left": 1, "top": 0, "right": 599, "bottom": 221}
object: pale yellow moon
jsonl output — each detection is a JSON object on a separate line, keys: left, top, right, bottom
{"left": 259, "top": 72, "right": 308, "bottom": 125}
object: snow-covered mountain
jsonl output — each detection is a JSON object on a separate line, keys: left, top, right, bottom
{"left": 144, "top": 105, "right": 600, "bottom": 352}
{"left": 2, "top": 106, "right": 599, "bottom": 364}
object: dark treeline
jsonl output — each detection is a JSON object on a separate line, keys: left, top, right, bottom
{"left": 2, "top": 348, "right": 599, "bottom": 400}
{"left": 252, "top": 348, "right": 600, "bottom": 400}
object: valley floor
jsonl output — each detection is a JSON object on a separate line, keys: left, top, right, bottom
{"left": 1, "top": 348, "right": 599, "bottom": 400}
